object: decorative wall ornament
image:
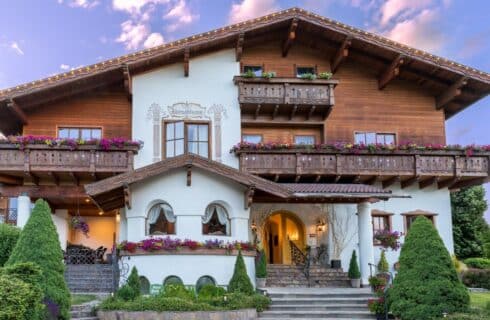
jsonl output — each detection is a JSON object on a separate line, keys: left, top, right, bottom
{"left": 147, "top": 103, "right": 168, "bottom": 163}
{"left": 168, "top": 102, "right": 209, "bottom": 119}
{"left": 207, "top": 104, "right": 228, "bottom": 162}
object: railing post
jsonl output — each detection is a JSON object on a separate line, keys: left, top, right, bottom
{"left": 89, "top": 149, "right": 96, "bottom": 173}
{"left": 296, "top": 153, "right": 302, "bottom": 176}
{"left": 454, "top": 155, "right": 462, "bottom": 178}
{"left": 328, "top": 84, "right": 335, "bottom": 106}
{"left": 23, "top": 148, "right": 30, "bottom": 173}
{"left": 127, "top": 151, "right": 134, "bottom": 171}
{"left": 284, "top": 82, "right": 290, "bottom": 105}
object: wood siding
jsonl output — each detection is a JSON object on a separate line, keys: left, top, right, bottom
{"left": 23, "top": 88, "right": 131, "bottom": 138}
{"left": 242, "top": 127, "right": 322, "bottom": 144}
{"left": 241, "top": 42, "right": 446, "bottom": 145}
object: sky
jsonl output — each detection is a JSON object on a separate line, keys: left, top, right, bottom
{"left": 0, "top": 0, "right": 489, "bottom": 219}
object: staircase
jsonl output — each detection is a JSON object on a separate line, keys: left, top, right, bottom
{"left": 266, "top": 264, "right": 350, "bottom": 287}
{"left": 259, "top": 287, "right": 375, "bottom": 319}
{"left": 70, "top": 303, "right": 98, "bottom": 320}
{"left": 65, "top": 264, "right": 115, "bottom": 294}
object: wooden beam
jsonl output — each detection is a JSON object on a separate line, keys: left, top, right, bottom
{"left": 236, "top": 33, "right": 244, "bottom": 62}
{"left": 378, "top": 54, "right": 405, "bottom": 90}
{"left": 7, "top": 99, "right": 28, "bottom": 125}
{"left": 0, "top": 175, "right": 23, "bottom": 185}
{"left": 436, "top": 77, "right": 468, "bottom": 109}
{"left": 382, "top": 176, "right": 400, "bottom": 188}
{"left": 419, "top": 177, "right": 439, "bottom": 189}
{"left": 68, "top": 172, "right": 79, "bottom": 186}
{"left": 186, "top": 164, "right": 192, "bottom": 187}
{"left": 274, "top": 174, "right": 279, "bottom": 182}
{"left": 352, "top": 175, "right": 361, "bottom": 184}
{"left": 334, "top": 175, "right": 341, "bottom": 183}
{"left": 295, "top": 175, "right": 301, "bottom": 183}
{"left": 123, "top": 183, "right": 131, "bottom": 210}
{"left": 437, "top": 177, "right": 460, "bottom": 189}
{"left": 24, "top": 172, "right": 39, "bottom": 186}
{"left": 272, "top": 104, "right": 280, "bottom": 120}
{"left": 331, "top": 37, "right": 351, "bottom": 73}
{"left": 0, "top": 185, "right": 86, "bottom": 198}
{"left": 290, "top": 105, "right": 297, "bottom": 120}
{"left": 366, "top": 176, "right": 379, "bottom": 185}
{"left": 254, "top": 104, "right": 261, "bottom": 119}
{"left": 282, "top": 18, "right": 298, "bottom": 57}
{"left": 307, "top": 105, "right": 316, "bottom": 120}
{"left": 184, "top": 47, "right": 190, "bottom": 77}
{"left": 401, "top": 176, "right": 419, "bottom": 189}
{"left": 122, "top": 64, "right": 132, "bottom": 99}
{"left": 244, "top": 186, "right": 255, "bottom": 209}
{"left": 323, "top": 106, "right": 333, "bottom": 120}
{"left": 449, "top": 177, "right": 486, "bottom": 190}
{"left": 315, "top": 175, "right": 322, "bottom": 183}
{"left": 48, "top": 172, "right": 60, "bottom": 186}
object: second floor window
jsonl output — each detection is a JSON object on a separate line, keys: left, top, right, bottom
{"left": 164, "top": 121, "right": 209, "bottom": 158}
{"left": 242, "top": 134, "right": 263, "bottom": 144}
{"left": 355, "top": 132, "right": 396, "bottom": 145}
{"left": 243, "top": 65, "right": 263, "bottom": 77}
{"left": 296, "top": 66, "right": 316, "bottom": 77}
{"left": 372, "top": 211, "right": 393, "bottom": 245}
{"left": 58, "top": 127, "right": 102, "bottom": 140}
{"left": 294, "top": 135, "right": 315, "bottom": 145}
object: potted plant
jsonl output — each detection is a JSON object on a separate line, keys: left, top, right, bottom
{"left": 261, "top": 71, "right": 276, "bottom": 79}
{"left": 348, "top": 250, "right": 361, "bottom": 288}
{"left": 255, "top": 249, "right": 267, "bottom": 288}
{"left": 318, "top": 72, "right": 333, "bottom": 80}
{"left": 300, "top": 73, "right": 317, "bottom": 80}
{"left": 377, "top": 250, "right": 389, "bottom": 273}
{"left": 368, "top": 296, "right": 385, "bottom": 320}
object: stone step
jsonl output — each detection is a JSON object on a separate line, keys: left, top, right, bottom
{"left": 269, "top": 293, "right": 374, "bottom": 299}
{"left": 71, "top": 317, "right": 98, "bottom": 320}
{"left": 271, "top": 298, "right": 370, "bottom": 305}
{"left": 259, "top": 318, "right": 374, "bottom": 320}
{"left": 269, "top": 304, "right": 369, "bottom": 311}
{"left": 70, "top": 310, "right": 94, "bottom": 318}
{"left": 259, "top": 310, "right": 374, "bottom": 319}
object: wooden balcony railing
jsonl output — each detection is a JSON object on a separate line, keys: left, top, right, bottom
{"left": 237, "top": 149, "right": 489, "bottom": 189}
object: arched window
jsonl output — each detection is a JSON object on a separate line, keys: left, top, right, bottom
{"left": 163, "top": 275, "right": 183, "bottom": 287}
{"left": 139, "top": 276, "right": 150, "bottom": 295}
{"left": 202, "top": 204, "right": 230, "bottom": 236}
{"left": 196, "top": 275, "right": 216, "bottom": 293}
{"left": 147, "top": 202, "right": 176, "bottom": 235}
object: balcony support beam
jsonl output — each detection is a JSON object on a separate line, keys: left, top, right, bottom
{"left": 7, "top": 99, "right": 28, "bottom": 125}
{"left": 0, "top": 175, "right": 23, "bottom": 185}
{"left": 419, "top": 177, "right": 439, "bottom": 189}
{"left": 401, "top": 176, "right": 419, "bottom": 189}
{"left": 272, "top": 104, "right": 279, "bottom": 120}
{"left": 244, "top": 186, "right": 255, "bottom": 210}
{"left": 122, "top": 64, "right": 132, "bottom": 100}
{"left": 236, "top": 33, "right": 245, "bottom": 62}
{"left": 436, "top": 77, "right": 468, "bottom": 110}
{"left": 438, "top": 177, "right": 460, "bottom": 189}
{"left": 378, "top": 54, "right": 405, "bottom": 90}
{"left": 254, "top": 104, "right": 261, "bottom": 119}
{"left": 123, "top": 183, "right": 131, "bottom": 210}
{"left": 184, "top": 47, "right": 190, "bottom": 77}
{"left": 382, "top": 176, "right": 400, "bottom": 188}
{"left": 282, "top": 18, "right": 298, "bottom": 57}
{"left": 449, "top": 177, "right": 486, "bottom": 190}
{"left": 290, "top": 105, "right": 297, "bottom": 120}
{"left": 331, "top": 37, "right": 352, "bottom": 73}
{"left": 307, "top": 105, "right": 316, "bottom": 120}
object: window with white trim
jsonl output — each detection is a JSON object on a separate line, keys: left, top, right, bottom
{"left": 58, "top": 127, "right": 102, "bottom": 140}
{"left": 242, "top": 134, "right": 263, "bottom": 144}
{"left": 355, "top": 132, "right": 396, "bottom": 145}
{"left": 202, "top": 204, "right": 230, "bottom": 236}
{"left": 147, "top": 202, "right": 176, "bottom": 235}
{"left": 164, "top": 121, "right": 209, "bottom": 158}
{"left": 294, "top": 135, "right": 315, "bottom": 145}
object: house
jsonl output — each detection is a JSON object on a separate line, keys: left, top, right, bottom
{"left": 0, "top": 8, "right": 488, "bottom": 289}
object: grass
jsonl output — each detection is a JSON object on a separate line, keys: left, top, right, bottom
{"left": 470, "top": 292, "right": 490, "bottom": 310}
{"left": 71, "top": 294, "right": 97, "bottom": 305}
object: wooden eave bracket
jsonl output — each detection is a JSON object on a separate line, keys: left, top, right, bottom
{"left": 419, "top": 177, "right": 439, "bottom": 189}
{"left": 436, "top": 76, "right": 468, "bottom": 110}
{"left": 186, "top": 163, "right": 192, "bottom": 186}
{"left": 382, "top": 176, "right": 400, "bottom": 188}
{"left": 244, "top": 185, "right": 255, "bottom": 210}
{"left": 282, "top": 18, "right": 298, "bottom": 57}
{"left": 184, "top": 47, "right": 190, "bottom": 77}
{"left": 7, "top": 99, "right": 28, "bottom": 125}
{"left": 122, "top": 64, "right": 132, "bottom": 99}
{"left": 378, "top": 54, "right": 406, "bottom": 90}
{"left": 236, "top": 33, "right": 245, "bottom": 62}
{"left": 401, "top": 176, "right": 419, "bottom": 189}
{"left": 123, "top": 183, "right": 131, "bottom": 210}
{"left": 331, "top": 37, "right": 352, "bottom": 73}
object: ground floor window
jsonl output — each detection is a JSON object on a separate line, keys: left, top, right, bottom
{"left": 196, "top": 276, "right": 216, "bottom": 293}
{"left": 371, "top": 210, "right": 393, "bottom": 245}
{"left": 147, "top": 202, "right": 176, "bottom": 235}
{"left": 202, "top": 204, "right": 230, "bottom": 236}
{"left": 403, "top": 210, "right": 436, "bottom": 232}
{"left": 163, "top": 275, "right": 183, "bottom": 286}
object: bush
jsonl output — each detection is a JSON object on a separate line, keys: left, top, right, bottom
{"left": 464, "top": 258, "right": 490, "bottom": 269}
{"left": 461, "top": 269, "right": 490, "bottom": 289}
{"left": 387, "top": 216, "right": 470, "bottom": 320}
{"left": 6, "top": 199, "right": 71, "bottom": 320}
{"left": 446, "top": 309, "right": 490, "bottom": 320}
{"left": 255, "top": 249, "right": 267, "bottom": 278}
{"left": 196, "top": 293, "right": 271, "bottom": 312}
{"left": 161, "top": 284, "right": 196, "bottom": 300}
{"left": 0, "top": 223, "right": 20, "bottom": 266}
{"left": 378, "top": 250, "right": 389, "bottom": 273}
{"left": 116, "top": 267, "right": 142, "bottom": 301}
{"left": 348, "top": 250, "right": 361, "bottom": 279}
{"left": 197, "top": 284, "right": 226, "bottom": 300}
{"left": 228, "top": 250, "right": 254, "bottom": 295}
{"left": 99, "top": 296, "right": 218, "bottom": 312}
{"left": 0, "top": 274, "right": 44, "bottom": 320}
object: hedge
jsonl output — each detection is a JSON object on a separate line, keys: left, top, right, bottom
{"left": 0, "top": 224, "right": 20, "bottom": 266}
{"left": 464, "top": 258, "right": 490, "bottom": 270}
{"left": 461, "top": 269, "right": 490, "bottom": 289}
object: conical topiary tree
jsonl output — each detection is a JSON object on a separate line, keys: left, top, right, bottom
{"left": 348, "top": 250, "right": 361, "bottom": 279}
{"left": 377, "top": 250, "right": 389, "bottom": 273}
{"left": 6, "top": 199, "right": 71, "bottom": 320}
{"left": 228, "top": 250, "right": 254, "bottom": 295}
{"left": 388, "top": 216, "right": 469, "bottom": 320}
{"left": 255, "top": 249, "right": 267, "bottom": 278}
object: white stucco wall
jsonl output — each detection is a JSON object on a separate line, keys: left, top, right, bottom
{"left": 52, "top": 209, "right": 69, "bottom": 250}
{"left": 132, "top": 49, "right": 240, "bottom": 169}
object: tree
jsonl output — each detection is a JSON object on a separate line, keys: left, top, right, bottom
{"left": 0, "top": 223, "right": 20, "bottom": 266}
{"left": 451, "top": 186, "right": 488, "bottom": 259}
{"left": 6, "top": 199, "right": 71, "bottom": 320}
{"left": 388, "top": 217, "right": 469, "bottom": 320}
{"left": 116, "top": 266, "right": 142, "bottom": 301}
{"left": 348, "top": 250, "right": 360, "bottom": 279}
{"left": 255, "top": 249, "right": 267, "bottom": 278}
{"left": 228, "top": 250, "right": 254, "bottom": 295}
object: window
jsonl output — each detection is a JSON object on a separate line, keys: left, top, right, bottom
{"left": 294, "top": 135, "right": 315, "bottom": 145}
{"left": 371, "top": 210, "right": 393, "bottom": 245}
{"left": 242, "top": 134, "right": 262, "bottom": 144}
{"left": 163, "top": 275, "right": 183, "bottom": 286}
{"left": 202, "top": 204, "right": 230, "bottom": 236}
{"left": 404, "top": 214, "right": 435, "bottom": 232}
{"left": 139, "top": 276, "right": 150, "bottom": 295}
{"left": 147, "top": 202, "right": 176, "bottom": 235}
{"left": 243, "top": 65, "right": 263, "bottom": 77}
{"left": 296, "top": 66, "right": 316, "bottom": 77}
{"left": 58, "top": 127, "right": 102, "bottom": 140}
{"left": 355, "top": 132, "right": 396, "bottom": 145}
{"left": 196, "top": 276, "right": 216, "bottom": 293}
{"left": 164, "top": 121, "right": 209, "bottom": 158}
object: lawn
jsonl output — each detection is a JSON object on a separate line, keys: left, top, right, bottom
{"left": 470, "top": 292, "right": 490, "bottom": 310}
{"left": 71, "top": 294, "right": 97, "bottom": 305}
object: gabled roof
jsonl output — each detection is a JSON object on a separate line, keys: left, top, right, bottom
{"left": 1, "top": 7, "right": 488, "bottom": 128}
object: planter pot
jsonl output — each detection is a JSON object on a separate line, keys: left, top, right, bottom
{"left": 350, "top": 278, "right": 361, "bottom": 288}
{"left": 376, "top": 313, "right": 385, "bottom": 320}
{"left": 256, "top": 277, "right": 266, "bottom": 288}
{"left": 331, "top": 259, "right": 341, "bottom": 269}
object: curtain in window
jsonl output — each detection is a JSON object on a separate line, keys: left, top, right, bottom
{"left": 202, "top": 204, "right": 230, "bottom": 235}
{"left": 148, "top": 203, "right": 176, "bottom": 224}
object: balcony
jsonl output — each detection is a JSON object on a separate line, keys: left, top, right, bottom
{"left": 236, "top": 149, "right": 489, "bottom": 189}
{"left": 234, "top": 76, "right": 338, "bottom": 123}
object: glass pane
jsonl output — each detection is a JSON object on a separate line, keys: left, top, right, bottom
{"left": 188, "top": 141, "right": 198, "bottom": 154}
{"left": 198, "top": 125, "right": 208, "bottom": 141}
{"left": 243, "top": 135, "right": 262, "bottom": 144}
{"left": 296, "top": 67, "right": 315, "bottom": 77}
{"left": 91, "top": 129, "right": 102, "bottom": 139}
{"left": 244, "top": 65, "right": 262, "bottom": 77}
{"left": 175, "top": 122, "right": 184, "bottom": 139}
{"left": 166, "top": 123, "right": 174, "bottom": 141}
{"left": 365, "top": 132, "right": 376, "bottom": 144}
{"left": 8, "top": 198, "right": 17, "bottom": 209}
{"left": 354, "top": 133, "right": 365, "bottom": 144}
{"left": 187, "top": 125, "right": 198, "bottom": 141}
{"left": 199, "top": 142, "right": 208, "bottom": 158}
{"left": 384, "top": 134, "right": 395, "bottom": 145}
{"left": 175, "top": 139, "right": 184, "bottom": 156}
{"left": 295, "top": 136, "right": 315, "bottom": 145}
{"left": 58, "top": 128, "right": 69, "bottom": 138}
{"left": 68, "top": 129, "right": 80, "bottom": 139}
{"left": 81, "top": 129, "right": 92, "bottom": 140}
{"left": 166, "top": 141, "right": 174, "bottom": 157}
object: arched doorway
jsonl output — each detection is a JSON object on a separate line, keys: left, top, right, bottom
{"left": 262, "top": 211, "right": 305, "bottom": 265}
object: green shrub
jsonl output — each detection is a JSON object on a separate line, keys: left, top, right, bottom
{"left": 6, "top": 199, "right": 71, "bottom": 320}
{"left": 378, "top": 250, "right": 389, "bottom": 273}
{"left": 387, "top": 216, "right": 470, "bottom": 320}
{"left": 256, "top": 249, "right": 267, "bottom": 278}
{"left": 116, "top": 284, "right": 138, "bottom": 301}
{"left": 0, "top": 223, "right": 20, "bottom": 266}
{"left": 0, "top": 274, "right": 44, "bottom": 320}
{"left": 116, "top": 267, "right": 141, "bottom": 300}
{"left": 161, "top": 284, "right": 196, "bottom": 300}
{"left": 348, "top": 250, "right": 361, "bottom": 279}
{"left": 99, "top": 296, "right": 218, "bottom": 312}
{"left": 228, "top": 250, "right": 254, "bottom": 295}
{"left": 461, "top": 269, "right": 490, "bottom": 289}
{"left": 198, "top": 293, "right": 271, "bottom": 312}
{"left": 197, "top": 284, "right": 226, "bottom": 300}
{"left": 446, "top": 309, "right": 490, "bottom": 320}
{"left": 464, "top": 258, "right": 490, "bottom": 269}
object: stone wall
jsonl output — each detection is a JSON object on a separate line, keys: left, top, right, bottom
{"left": 97, "top": 309, "right": 257, "bottom": 320}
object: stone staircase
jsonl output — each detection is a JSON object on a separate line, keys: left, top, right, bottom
{"left": 65, "top": 264, "right": 115, "bottom": 294}
{"left": 259, "top": 288, "right": 376, "bottom": 319}
{"left": 266, "top": 264, "right": 350, "bottom": 287}
{"left": 70, "top": 303, "right": 98, "bottom": 320}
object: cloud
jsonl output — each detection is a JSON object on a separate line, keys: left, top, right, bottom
{"left": 116, "top": 20, "right": 150, "bottom": 50}
{"left": 60, "top": 64, "right": 70, "bottom": 71}
{"left": 229, "top": 0, "right": 279, "bottom": 24}
{"left": 112, "top": 0, "right": 169, "bottom": 17}
{"left": 144, "top": 32, "right": 165, "bottom": 48}
{"left": 379, "top": 0, "right": 433, "bottom": 26}
{"left": 59, "top": 63, "right": 84, "bottom": 71}
{"left": 163, "top": 0, "right": 199, "bottom": 32}
{"left": 60, "top": 0, "right": 100, "bottom": 9}
{"left": 10, "top": 42, "right": 24, "bottom": 55}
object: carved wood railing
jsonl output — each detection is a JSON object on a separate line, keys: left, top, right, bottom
{"left": 0, "top": 144, "right": 138, "bottom": 174}
{"left": 234, "top": 77, "right": 338, "bottom": 106}
{"left": 237, "top": 149, "right": 489, "bottom": 182}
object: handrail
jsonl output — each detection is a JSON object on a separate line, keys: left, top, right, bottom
{"left": 289, "top": 240, "right": 310, "bottom": 286}
{"left": 368, "top": 262, "right": 393, "bottom": 320}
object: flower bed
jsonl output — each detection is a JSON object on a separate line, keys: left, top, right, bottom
{"left": 230, "top": 141, "right": 490, "bottom": 156}
{"left": 0, "top": 135, "right": 142, "bottom": 151}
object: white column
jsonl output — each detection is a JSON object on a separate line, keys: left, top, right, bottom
{"left": 16, "top": 194, "right": 32, "bottom": 228}
{"left": 358, "top": 201, "right": 374, "bottom": 286}
{"left": 53, "top": 209, "right": 69, "bottom": 250}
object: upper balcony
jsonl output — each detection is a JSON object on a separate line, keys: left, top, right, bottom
{"left": 0, "top": 137, "right": 141, "bottom": 186}
{"left": 233, "top": 144, "right": 490, "bottom": 190}
{"left": 233, "top": 76, "right": 338, "bottom": 124}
